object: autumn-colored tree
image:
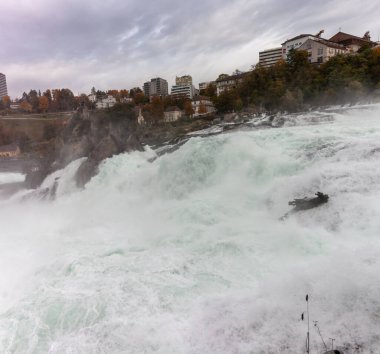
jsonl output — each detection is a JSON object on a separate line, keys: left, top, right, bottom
{"left": 2, "top": 95, "right": 11, "bottom": 109}
{"left": 198, "top": 101, "right": 207, "bottom": 114}
{"left": 150, "top": 96, "right": 164, "bottom": 120}
{"left": 20, "top": 101, "right": 33, "bottom": 113}
{"left": 43, "top": 89, "right": 52, "bottom": 103}
{"left": 184, "top": 100, "right": 194, "bottom": 116}
{"left": 119, "top": 89, "right": 129, "bottom": 98}
{"left": 107, "top": 90, "right": 120, "bottom": 101}
{"left": 134, "top": 92, "right": 149, "bottom": 105}
{"left": 38, "top": 95, "right": 49, "bottom": 112}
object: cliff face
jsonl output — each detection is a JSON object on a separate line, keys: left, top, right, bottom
{"left": 25, "top": 110, "right": 143, "bottom": 189}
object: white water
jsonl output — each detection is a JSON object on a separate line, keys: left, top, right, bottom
{"left": 1, "top": 105, "right": 380, "bottom": 353}
{"left": 0, "top": 173, "right": 25, "bottom": 184}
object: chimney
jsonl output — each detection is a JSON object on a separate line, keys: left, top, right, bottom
{"left": 363, "top": 31, "right": 371, "bottom": 41}
{"left": 315, "top": 29, "right": 324, "bottom": 38}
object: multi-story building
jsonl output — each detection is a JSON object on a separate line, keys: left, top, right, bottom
{"left": 96, "top": 95, "right": 117, "bottom": 109}
{"left": 171, "top": 84, "right": 195, "bottom": 99}
{"left": 299, "top": 38, "right": 347, "bottom": 64}
{"left": 176, "top": 75, "right": 193, "bottom": 86}
{"left": 0, "top": 73, "right": 8, "bottom": 99}
{"left": 171, "top": 74, "right": 196, "bottom": 99}
{"left": 143, "top": 77, "right": 168, "bottom": 98}
{"left": 329, "top": 31, "right": 377, "bottom": 53}
{"left": 282, "top": 34, "right": 317, "bottom": 59}
{"left": 215, "top": 73, "right": 245, "bottom": 96}
{"left": 259, "top": 47, "right": 283, "bottom": 67}
{"left": 192, "top": 96, "right": 216, "bottom": 117}
{"left": 199, "top": 81, "right": 215, "bottom": 91}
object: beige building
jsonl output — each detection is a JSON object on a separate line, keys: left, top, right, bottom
{"left": 192, "top": 96, "right": 216, "bottom": 117}
{"left": 215, "top": 73, "right": 245, "bottom": 96}
{"left": 0, "top": 144, "right": 20, "bottom": 158}
{"left": 176, "top": 75, "right": 193, "bottom": 86}
{"left": 164, "top": 106, "right": 183, "bottom": 122}
{"left": 299, "top": 38, "right": 347, "bottom": 64}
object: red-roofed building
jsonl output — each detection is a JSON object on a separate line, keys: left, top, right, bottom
{"left": 329, "top": 31, "right": 377, "bottom": 52}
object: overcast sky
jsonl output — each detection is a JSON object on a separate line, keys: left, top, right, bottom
{"left": 1, "top": 0, "right": 379, "bottom": 98}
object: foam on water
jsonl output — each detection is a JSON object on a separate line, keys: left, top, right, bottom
{"left": 1, "top": 105, "right": 380, "bottom": 353}
{"left": 0, "top": 172, "right": 25, "bottom": 184}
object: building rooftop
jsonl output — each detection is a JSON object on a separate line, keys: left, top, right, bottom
{"left": 0, "top": 144, "right": 19, "bottom": 153}
{"left": 329, "top": 31, "right": 377, "bottom": 46}
{"left": 282, "top": 34, "right": 314, "bottom": 45}
{"left": 165, "top": 106, "right": 182, "bottom": 112}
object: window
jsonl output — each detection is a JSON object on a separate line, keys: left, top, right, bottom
{"left": 317, "top": 48, "right": 323, "bottom": 55}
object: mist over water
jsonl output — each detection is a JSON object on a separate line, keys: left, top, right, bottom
{"left": 1, "top": 105, "right": 380, "bottom": 353}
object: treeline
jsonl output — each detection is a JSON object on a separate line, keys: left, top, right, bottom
{"left": 211, "top": 46, "right": 380, "bottom": 113}
{"left": 17, "top": 89, "right": 79, "bottom": 113}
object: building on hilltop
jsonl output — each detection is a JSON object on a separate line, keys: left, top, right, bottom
{"left": 0, "top": 144, "right": 20, "bottom": 158}
{"left": 329, "top": 31, "right": 377, "bottom": 52}
{"left": 96, "top": 95, "right": 116, "bottom": 109}
{"left": 259, "top": 47, "right": 283, "bottom": 68}
{"left": 0, "top": 73, "right": 8, "bottom": 99}
{"left": 282, "top": 33, "right": 318, "bottom": 59}
{"left": 215, "top": 73, "right": 245, "bottom": 96}
{"left": 171, "top": 75, "right": 196, "bottom": 99}
{"left": 143, "top": 77, "right": 168, "bottom": 98}
{"left": 88, "top": 93, "right": 116, "bottom": 109}
{"left": 299, "top": 38, "right": 347, "bottom": 64}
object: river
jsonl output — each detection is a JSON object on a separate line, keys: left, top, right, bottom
{"left": 1, "top": 104, "right": 380, "bottom": 353}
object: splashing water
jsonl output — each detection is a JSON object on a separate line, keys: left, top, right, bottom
{"left": 1, "top": 105, "right": 380, "bottom": 353}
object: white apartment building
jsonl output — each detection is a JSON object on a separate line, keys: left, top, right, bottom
{"left": 171, "top": 75, "right": 196, "bottom": 99}
{"left": 95, "top": 95, "right": 117, "bottom": 109}
{"left": 259, "top": 47, "right": 283, "bottom": 67}
{"left": 171, "top": 84, "right": 195, "bottom": 99}
{"left": 282, "top": 34, "right": 316, "bottom": 59}
{"left": 0, "top": 73, "right": 8, "bottom": 99}
{"left": 299, "top": 38, "right": 347, "bottom": 64}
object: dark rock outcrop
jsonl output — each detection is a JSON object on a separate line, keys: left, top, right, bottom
{"left": 25, "top": 109, "right": 143, "bottom": 189}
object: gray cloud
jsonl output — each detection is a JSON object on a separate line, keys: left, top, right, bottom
{"left": 1, "top": 0, "right": 379, "bottom": 98}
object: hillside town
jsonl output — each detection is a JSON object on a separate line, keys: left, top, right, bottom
{"left": 1, "top": 28, "right": 380, "bottom": 159}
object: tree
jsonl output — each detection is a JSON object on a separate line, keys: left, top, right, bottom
{"left": 198, "top": 101, "right": 207, "bottom": 114}
{"left": 43, "top": 89, "right": 52, "bottom": 103}
{"left": 20, "top": 101, "right": 33, "bottom": 113}
{"left": 150, "top": 96, "right": 164, "bottom": 120}
{"left": 38, "top": 95, "right": 49, "bottom": 112}
{"left": 1, "top": 95, "right": 10, "bottom": 109}
{"left": 184, "top": 99, "right": 194, "bottom": 116}
{"left": 28, "top": 90, "right": 39, "bottom": 112}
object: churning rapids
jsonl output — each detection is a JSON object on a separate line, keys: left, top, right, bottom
{"left": 1, "top": 104, "right": 380, "bottom": 353}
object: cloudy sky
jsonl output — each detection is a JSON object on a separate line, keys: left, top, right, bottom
{"left": 1, "top": 0, "right": 379, "bottom": 98}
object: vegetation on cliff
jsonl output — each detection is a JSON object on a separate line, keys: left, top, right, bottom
{"left": 210, "top": 47, "right": 380, "bottom": 113}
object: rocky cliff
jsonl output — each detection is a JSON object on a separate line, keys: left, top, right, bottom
{"left": 25, "top": 109, "right": 143, "bottom": 189}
